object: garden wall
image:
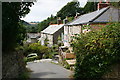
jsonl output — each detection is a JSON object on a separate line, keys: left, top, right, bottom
{"left": 2, "top": 51, "right": 26, "bottom": 79}
{"left": 103, "top": 64, "right": 120, "bottom": 79}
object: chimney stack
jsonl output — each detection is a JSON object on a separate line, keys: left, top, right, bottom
{"left": 57, "top": 17, "right": 62, "bottom": 25}
{"left": 97, "top": 0, "right": 110, "bottom": 10}
{"left": 74, "top": 12, "right": 78, "bottom": 19}
{"left": 63, "top": 16, "right": 68, "bottom": 24}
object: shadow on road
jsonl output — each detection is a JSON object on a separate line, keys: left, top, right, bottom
{"left": 30, "top": 72, "right": 56, "bottom": 78}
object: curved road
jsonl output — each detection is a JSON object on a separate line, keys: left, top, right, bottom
{"left": 27, "top": 61, "right": 73, "bottom": 79}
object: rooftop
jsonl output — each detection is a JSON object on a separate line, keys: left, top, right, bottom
{"left": 65, "top": 6, "right": 119, "bottom": 26}
{"left": 41, "top": 24, "right": 64, "bottom": 34}
{"left": 27, "top": 33, "right": 40, "bottom": 39}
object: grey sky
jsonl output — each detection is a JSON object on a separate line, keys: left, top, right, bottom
{"left": 21, "top": 0, "right": 87, "bottom": 22}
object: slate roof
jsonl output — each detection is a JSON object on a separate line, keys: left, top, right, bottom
{"left": 65, "top": 6, "right": 120, "bottom": 26}
{"left": 27, "top": 33, "right": 40, "bottom": 39}
{"left": 93, "top": 7, "right": 119, "bottom": 23}
{"left": 41, "top": 24, "right": 64, "bottom": 34}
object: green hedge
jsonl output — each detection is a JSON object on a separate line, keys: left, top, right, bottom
{"left": 72, "top": 23, "right": 120, "bottom": 79}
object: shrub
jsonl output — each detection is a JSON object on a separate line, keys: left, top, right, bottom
{"left": 65, "top": 64, "right": 70, "bottom": 69}
{"left": 66, "top": 50, "right": 70, "bottom": 53}
{"left": 72, "top": 23, "right": 120, "bottom": 79}
{"left": 42, "top": 53, "right": 52, "bottom": 59}
{"left": 23, "top": 43, "right": 50, "bottom": 58}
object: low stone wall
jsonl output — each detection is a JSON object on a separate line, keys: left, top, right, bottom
{"left": 103, "top": 64, "right": 120, "bottom": 79}
{"left": 2, "top": 51, "right": 26, "bottom": 79}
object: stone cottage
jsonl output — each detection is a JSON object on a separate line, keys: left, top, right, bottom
{"left": 26, "top": 33, "right": 40, "bottom": 44}
{"left": 63, "top": 2, "right": 120, "bottom": 47}
{"left": 40, "top": 24, "right": 64, "bottom": 47}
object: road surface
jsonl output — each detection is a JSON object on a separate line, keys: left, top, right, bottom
{"left": 27, "top": 61, "right": 73, "bottom": 79}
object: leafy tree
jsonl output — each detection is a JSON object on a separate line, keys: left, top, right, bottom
{"left": 57, "top": 1, "right": 84, "bottom": 19}
{"left": 20, "top": 20, "right": 38, "bottom": 33}
{"left": 84, "top": 2, "right": 98, "bottom": 13}
{"left": 37, "top": 15, "right": 57, "bottom": 32}
{"left": 2, "top": 2, "right": 34, "bottom": 52}
{"left": 110, "top": 2, "right": 120, "bottom": 8}
{"left": 67, "top": 17, "right": 74, "bottom": 22}
{"left": 83, "top": 1, "right": 120, "bottom": 14}
{"left": 37, "top": 1, "right": 83, "bottom": 32}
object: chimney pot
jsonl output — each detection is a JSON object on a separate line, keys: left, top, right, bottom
{"left": 63, "top": 16, "right": 68, "bottom": 24}
{"left": 57, "top": 17, "right": 62, "bottom": 25}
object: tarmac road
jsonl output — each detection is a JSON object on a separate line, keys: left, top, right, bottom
{"left": 27, "top": 60, "right": 73, "bottom": 79}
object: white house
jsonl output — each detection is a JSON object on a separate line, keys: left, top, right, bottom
{"left": 40, "top": 24, "right": 64, "bottom": 47}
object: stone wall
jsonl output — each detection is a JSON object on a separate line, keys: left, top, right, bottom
{"left": 2, "top": 50, "right": 26, "bottom": 79}
{"left": 53, "top": 26, "right": 64, "bottom": 44}
{"left": 103, "top": 64, "right": 120, "bottom": 79}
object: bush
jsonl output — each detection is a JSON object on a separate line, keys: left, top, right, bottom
{"left": 65, "top": 64, "right": 70, "bottom": 69}
{"left": 52, "top": 44, "right": 59, "bottom": 52}
{"left": 72, "top": 23, "right": 120, "bottom": 79}
{"left": 42, "top": 53, "right": 52, "bottom": 59}
{"left": 63, "top": 60, "right": 70, "bottom": 69}
{"left": 23, "top": 43, "right": 50, "bottom": 58}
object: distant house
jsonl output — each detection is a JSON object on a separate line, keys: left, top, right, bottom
{"left": 40, "top": 24, "right": 64, "bottom": 47}
{"left": 63, "top": 3, "right": 120, "bottom": 47}
{"left": 26, "top": 33, "right": 40, "bottom": 44}
{"left": 29, "top": 22, "right": 39, "bottom": 25}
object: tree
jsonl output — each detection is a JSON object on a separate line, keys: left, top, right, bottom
{"left": 110, "top": 1, "right": 120, "bottom": 8}
{"left": 84, "top": 2, "right": 98, "bottom": 13}
{"left": 2, "top": 2, "right": 34, "bottom": 52}
{"left": 56, "top": 1, "right": 84, "bottom": 19}
{"left": 37, "top": 15, "right": 57, "bottom": 32}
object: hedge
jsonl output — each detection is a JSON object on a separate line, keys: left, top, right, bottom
{"left": 71, "top": 23, "right": 120, "bottom": 79}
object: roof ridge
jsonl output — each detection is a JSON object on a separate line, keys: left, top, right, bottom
{"left": 50, "top": 24, "right": 64, "bottom": 25}
{"left": 65, "top": 7, "right": 110, "bottom": 26}
{"left": 41, "top": 24, "right": 64, "bottom": 34}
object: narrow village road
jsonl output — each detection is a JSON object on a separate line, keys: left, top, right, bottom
{"left": 27, "top": 60, "right": 73, "bottom": 79}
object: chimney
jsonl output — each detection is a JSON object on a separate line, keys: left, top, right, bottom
{"left": 97, "top": 0, "right": 110, "bottom": 10}
{"left": 57, "top": 17, "right": 62, "bottom": 25}
{"left": 63, "top": 16, "right": 68, "bottom": 24}
{"left": 74, "top": 13, "right": 78, "bottom": 19}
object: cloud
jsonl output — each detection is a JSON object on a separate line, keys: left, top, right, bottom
{"left": 21, "top": 0, "right": 87, "bottom": 22}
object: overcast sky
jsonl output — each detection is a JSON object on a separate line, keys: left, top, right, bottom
{"left": 21, "top": 0, "right": 88, "bottom": 22}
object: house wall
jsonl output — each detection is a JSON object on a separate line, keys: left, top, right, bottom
{"left": 53, "top": 26, "right": 64, "bottom": 44}
{"left": 90, "top": 23, "right": 107, "bottom": 30}
{"left": 31, "top": 38, "right": 37, "bottom": 43}
{"left": 40, "top": 33, "right": 46, "bottom": 45}
{"left": 40, "top": 26, "right": 64, "bottom": 47}
{"left": 64, "top": 25, "right": 82, "bottom": 46}
{"left": 40, "top": 33, "right": 53, "bottom": 47}
{"left": 47, "top": 34, "right": 53, "bottom": 47}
